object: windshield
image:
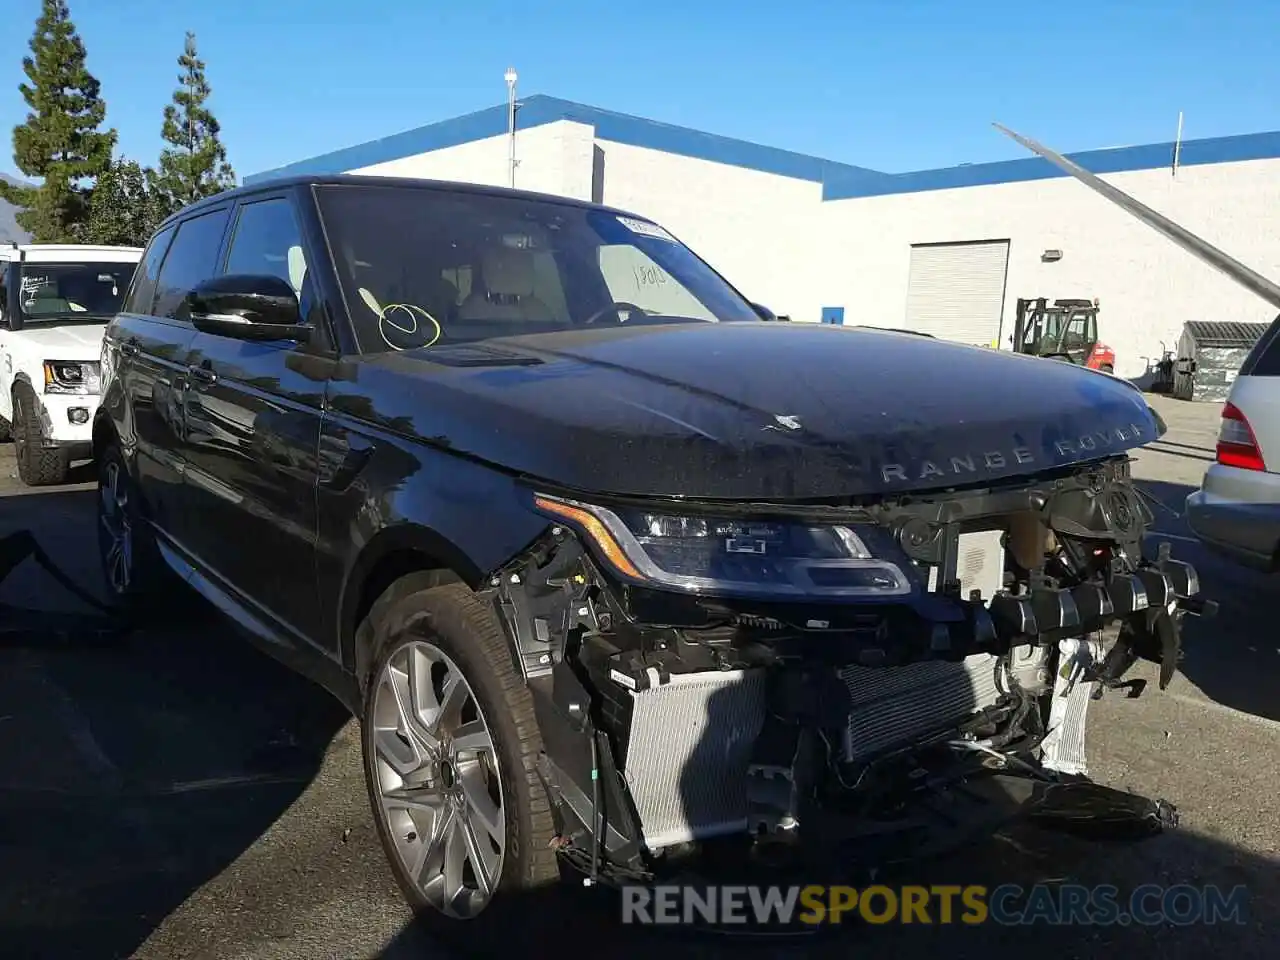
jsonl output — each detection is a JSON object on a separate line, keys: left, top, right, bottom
{"left": 314, "top": 183, "right": 759, "bottom": 353}
{"left": 17, "top": 261, "right": 137, "bottom": 324}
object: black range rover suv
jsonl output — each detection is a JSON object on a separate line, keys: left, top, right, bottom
{"left": 94, "top": 175, "right": 1204, "bottom": 939}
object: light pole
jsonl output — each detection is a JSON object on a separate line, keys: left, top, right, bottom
{"left": 504, "top": 66, "right": 518, "bottom": 188}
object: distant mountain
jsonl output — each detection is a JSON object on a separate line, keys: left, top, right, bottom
{"left": 0, "top": 173, "right": 32, "bottom": 244}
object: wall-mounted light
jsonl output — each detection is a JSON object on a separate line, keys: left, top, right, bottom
{"left": 1041, "top": 249, "right": 1063, "bottom": 263}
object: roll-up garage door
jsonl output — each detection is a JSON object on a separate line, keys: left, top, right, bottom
{"left": 904, "top": 240, "right": 1010, "bottom": 346}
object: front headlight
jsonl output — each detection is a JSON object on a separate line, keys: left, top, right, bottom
{"left": 43, "top": 360, "right": 101, "bottom": 395}
{"left": 534, "top": 494, "right": 914, "bottom": 599}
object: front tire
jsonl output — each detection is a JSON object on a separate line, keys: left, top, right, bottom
{"left": 360, "top": 580, "right": 561, "bottom": 947}
{"left": 12, "top": 385, "right": 70, "bottom": 486}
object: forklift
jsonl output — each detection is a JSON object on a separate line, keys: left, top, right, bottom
{"left": 1011, "top": 297, "right": 1115, "bottom": 373}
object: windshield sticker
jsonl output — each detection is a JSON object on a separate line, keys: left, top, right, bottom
{"left": 617, "top": 216, "right": 676, "bottom": 243}
{"left": 20, "top": 274, "right": 49, "bottom": 296}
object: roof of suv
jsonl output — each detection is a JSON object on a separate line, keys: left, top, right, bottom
{"left": 0, "top": 242, "right": 143, "bottom": 262}
{"left": 159, "top": 174, "right": 657, "bottom": 234}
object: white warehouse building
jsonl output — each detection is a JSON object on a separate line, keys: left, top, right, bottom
{"left": 246, "top": 95, "right": 1280, "bottom": 382}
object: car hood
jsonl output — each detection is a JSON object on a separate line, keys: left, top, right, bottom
{"left": 7, "top": 322, "right": 107, "bottom": 361}
{"left": 340, "top": 322, "right": 1162, "bottom": 501}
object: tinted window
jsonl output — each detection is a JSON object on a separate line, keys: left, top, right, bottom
{"left": 124, "top": 225, "right": 174, "bottom": 315}
{"left": 314, "top": 184, "right": 757, "bottom": 354}
{"left": 1241, "top": 316, "right": 1280, "bottom": 377}
{"left": 225, "top": 198, "right": 307, "bottom": 294}
{"left": 152, "top": 208, "right": 231, "bottom": 322}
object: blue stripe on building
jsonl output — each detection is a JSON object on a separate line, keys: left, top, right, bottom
{"left": 245, "top": 95, "right": 1280, "bottom": 203}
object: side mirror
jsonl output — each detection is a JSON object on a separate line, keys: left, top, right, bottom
{"left": 751, "top": 302, "right": 779, "bottom": 321}
{"left": 186, "top": 274, "right": 310, "bottom": 343}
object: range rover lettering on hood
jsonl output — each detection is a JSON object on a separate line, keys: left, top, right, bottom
{"left": 1053, "top": 422, "right": 1148, "bottom": 458}
{"left": 879, "top": 422, "right": 1146, "bottom": 485}
{"left": 880, "top": 445, "right": 1037, "bottom": 484}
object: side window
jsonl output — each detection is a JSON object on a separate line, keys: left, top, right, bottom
{"left": 1245, "top": 321, "right": 1280, "bottom": 377}
{"left": 152, "top": 208, "right": 231, "bottom": 322}
{"left": 224, "top": 198, "right": 308, "bottom": 300}
{"left": 597, "top": 244, "right": 716, "bottom": 321}
{"left": 123, "top": 225, "right": 175, "bottom": 315}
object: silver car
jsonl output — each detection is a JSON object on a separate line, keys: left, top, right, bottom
{"left": 1186, "top": 325, "right": 1280, "bottom": 571}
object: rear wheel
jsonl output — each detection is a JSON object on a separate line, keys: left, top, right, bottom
{"left": 11, "top": 385, "right": 70, "bottom": 486}
{"left": 96, "top": 442, "right": 179, "bottom": 617}
{"left": 1099, "top": 363, "right": 1114, "bottom": 375}
{"left": 360, "top": 580, "right": 562, "bottom": 950}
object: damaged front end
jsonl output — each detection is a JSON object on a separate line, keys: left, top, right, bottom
{"left": 485, "top": 454, "right": 1210, "bottom": 888}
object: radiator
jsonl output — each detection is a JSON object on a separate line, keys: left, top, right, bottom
{"left": 838, "top": 652, "right": 1005, "bottom": 763}
{"left": 620, "top": 668, "right": 766, "bottom": 851}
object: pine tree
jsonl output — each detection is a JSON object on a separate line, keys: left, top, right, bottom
{"left": 151, "top": 32, "right": 236, "bottom": 219}
{"left": 0, "top": 0, "right": 116, "bottom": 242}
{"left": 85, "top": 157, "right": 162, "bottom": 246}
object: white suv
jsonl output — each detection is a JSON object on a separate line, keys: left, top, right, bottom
{"left": 0, "top": 243, "right": 142, "bottom": 485}
{"left": 1186, "top": 321, "right": 1280, "bottom": 571}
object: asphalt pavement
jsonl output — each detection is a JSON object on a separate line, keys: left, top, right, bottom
{"left": 0, "top": 393, "right": 1276, "bottom": 960}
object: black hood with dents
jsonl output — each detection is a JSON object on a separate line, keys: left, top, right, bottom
{"left": 339, "top": 321, "right": 1161, "bottom": 501}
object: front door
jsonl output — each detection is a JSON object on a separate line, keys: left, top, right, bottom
{"left": 180, "top": 194, "right": 327, "bottom": 646}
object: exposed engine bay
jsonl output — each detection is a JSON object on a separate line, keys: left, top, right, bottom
{"left": 486, "top": 453, "right": 1211, "bottom": 886}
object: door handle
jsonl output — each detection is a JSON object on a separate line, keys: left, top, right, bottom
{"left": 120, "top": 339, "right": 140, "bottom": 358}
{"left": 187, "top": 363, "right": 217, "bottom": 386}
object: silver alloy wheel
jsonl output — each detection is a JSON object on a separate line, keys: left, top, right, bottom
{"left": 371, "top": 639, "right": 507, "bottom": 919}
{"left": 99, "top": 460, "right": 133, "bottom": 594}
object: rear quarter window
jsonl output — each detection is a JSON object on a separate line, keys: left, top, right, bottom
{"left": 124, "top": 225, "right": 175, "bottom": 315}
{"left": 1240, "top": 316, "right": 1280, "bottom": 377}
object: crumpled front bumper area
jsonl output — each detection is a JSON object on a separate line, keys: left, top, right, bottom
{"left": 607, "top": 634, "right": 1179, "bottom": 880}
{"left": 502, "top": 457, "right": 1213, "bottom": 889}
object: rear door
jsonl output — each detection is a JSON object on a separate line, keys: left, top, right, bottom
{"left": 180, "top": 190, "right": 329, "bottom": 645}
{"left": 110, "top": 208, "right": 232, "bottom": 541}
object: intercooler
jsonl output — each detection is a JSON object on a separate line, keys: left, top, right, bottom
{"left": 837, "top": 653, "right": 1005, "bottom": 763}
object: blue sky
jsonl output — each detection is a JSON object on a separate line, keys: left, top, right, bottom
{"left": 1, "top": 0, "right": 1278, "bottom": 182}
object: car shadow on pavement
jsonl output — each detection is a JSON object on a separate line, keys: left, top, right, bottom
{"left": 3, "top": 485, "right": 1275, "bottom": 960}
{"left": 373, "top": 776, "right": 1279, "bottom": 960}
{"left": 0, "top": 489, "right": 351, "bottom": 960}
{"left": 1138, "top": 479, "right": 1280, "bottom": 724}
